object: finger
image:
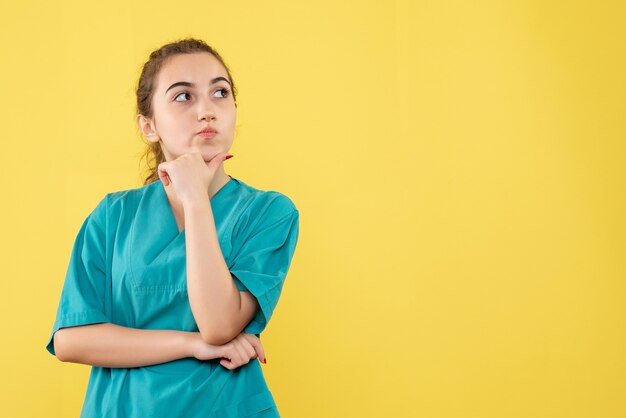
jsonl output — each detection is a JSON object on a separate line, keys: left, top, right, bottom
{"left": 216, "top": 346, "right": 235, "bottom": 370}
{"left": 220, "top": 357, "right": 235, "bottom": 370}
{"left": 157, "top": 163, "right": 170, "bottom": 187}
{"left": 236, "top": 333, "right": 257, "bottom": 360}
{"left": 219, "top": 342, "right": 241, "bottom": 369}
{"left": 207, "top": 152, "right": 233, "bottom": 171}
{"left": 232, "top": 338, "right": 250, "bottom": 365}
{"left": 212, "top": 151, "right": 232, "bottom": 161}
{"left": 243, "top": 333, "right": 266, "bottom": 364}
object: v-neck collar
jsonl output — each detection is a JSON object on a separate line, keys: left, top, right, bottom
{"left": 155, "top": 175, "right": 238, "bottom": 238}
{"left": 128, "top": 175, "right": 240, "bottom": 292}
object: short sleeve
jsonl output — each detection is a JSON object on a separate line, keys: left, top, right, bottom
{"left": 229, "top": 203, "right": 300, "bottom": 336}
{"left": 45, "top": 196, "right": 111, "bottom": 356}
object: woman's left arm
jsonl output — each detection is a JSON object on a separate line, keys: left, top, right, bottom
{"left": 157, "top": 152, "right": 257, "bottom": 346}
{"left": 184, "top": 200, "right": 258, "bottom": 345}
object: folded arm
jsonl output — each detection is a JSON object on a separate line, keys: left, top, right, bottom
{"left": 184, "top": 200, "right": 258, "bottom": 345}
{"left": 53, "top": 322, "right": 197, "bottom": 368}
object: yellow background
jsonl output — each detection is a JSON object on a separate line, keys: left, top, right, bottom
{"left": 1, "top": 0, "right": 624, "bottom": 417}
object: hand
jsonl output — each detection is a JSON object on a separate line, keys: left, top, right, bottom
{"left": 157, "top": 152, "right": 232, "bottom": 206}
{"left": 191, "top": 332, "right": 267, "bottom": 370}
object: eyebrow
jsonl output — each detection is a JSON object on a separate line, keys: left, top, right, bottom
{"left": 165, "top": 77, "right": 232, "bottom": 94}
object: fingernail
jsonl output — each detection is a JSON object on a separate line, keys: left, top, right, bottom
{"left": 225, "top": 154, "right": 234, "bottom": 160}
{"left": 263, "top": 358, "right": 267, "bottom": 364}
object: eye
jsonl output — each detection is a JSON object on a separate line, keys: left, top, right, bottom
{"left": 174, "top": 91, "right": 191, "bottom": 102}
{"left": 214, "top": 87, "right": 230, "bottom": 98}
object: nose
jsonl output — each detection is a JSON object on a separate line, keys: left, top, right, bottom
{"left": 199, "top": 110, "right": 216, "bottom": 122}
{"left": 198, "top": 98, "right": 217, "bottom": 121}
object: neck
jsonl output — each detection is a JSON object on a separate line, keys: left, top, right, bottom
{"left": 208, "top": 165, "right": 230, "bottom": 200}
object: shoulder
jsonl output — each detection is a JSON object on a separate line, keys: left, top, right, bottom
{"left": 234, "top": 178, "right": 299, "bottom": 219}
{"left": 230, "top": 178, "right": 299, "bottom": 235}
{"left": 90, "top": 182, "right": 157, "bottom": 224}
{"left": 105, "top": 182, "right": 155, "bottom": 206}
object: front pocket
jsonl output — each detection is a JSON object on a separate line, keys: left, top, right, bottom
{"left": 208, "top": 390, "right": 278, "bottom": 418}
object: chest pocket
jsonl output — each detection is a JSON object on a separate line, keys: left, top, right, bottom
{"left": 128, "top": 230, "right": 235, "bottom": 294}
{"left": 128, "top": 233, "right": 188, "bottom": 293}
{"left": 125, "top": 182, "right": 236, "bottom": 295}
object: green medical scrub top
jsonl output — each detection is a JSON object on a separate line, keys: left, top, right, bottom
{"left": 45, "top": 176, "right": 300, "bottom": 417}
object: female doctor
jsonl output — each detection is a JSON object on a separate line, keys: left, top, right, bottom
{"left": 45, "top": 38, "right": 300, "bottom": 417}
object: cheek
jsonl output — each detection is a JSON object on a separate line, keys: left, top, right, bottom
{"left": 161, "top": 112, "right": 189, "bottom": 131}
{"left": 221, "top": 113, "right": 235, "bottom": 132}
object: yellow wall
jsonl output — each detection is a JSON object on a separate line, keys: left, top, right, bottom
{"left": 1, "top": 0, "right": 624, "bottom": 416}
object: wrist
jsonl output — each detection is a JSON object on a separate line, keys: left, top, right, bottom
{"left": 182, "top": 195, "right": 211, "bottom": 212}
{"left": 183, "top": 332, "right": 201, "bottom": 358}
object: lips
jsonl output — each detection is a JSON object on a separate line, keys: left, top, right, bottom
{"left": 197, "top": 126, "right": 218, "bottom": 140}
{"left": 198, "top": 126, "right": 218, "bottom": 135}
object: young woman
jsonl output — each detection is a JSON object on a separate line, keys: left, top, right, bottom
{"left": 45, "top": 38, "right": 300, "bottom": 417}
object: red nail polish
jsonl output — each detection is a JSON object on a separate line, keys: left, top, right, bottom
{"left": 263, "top": 358, "right": 267, "bottom": 364}
{"left": 225, "top": 154, "right": 234, "bottom": 160}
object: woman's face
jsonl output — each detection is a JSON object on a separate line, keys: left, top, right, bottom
{"left": 140, "top": 52, "right": 236, "bottom": 163}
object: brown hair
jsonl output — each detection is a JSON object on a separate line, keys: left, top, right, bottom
{"left": 135, "top": 38, "right": 238, "bottom": 185}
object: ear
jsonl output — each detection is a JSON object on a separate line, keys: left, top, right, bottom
{"left": 136, "top": 114, "right": 159, "bottom": 143}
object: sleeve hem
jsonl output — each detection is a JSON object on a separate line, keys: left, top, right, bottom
{"left": 243, "top": 286, "right": 275, "bottom": 335}
{"left": 230, "top": 273, "right": 274, "bottom": 335}
{"left": 45, "top": 310, "right": 110, "bottom": 356}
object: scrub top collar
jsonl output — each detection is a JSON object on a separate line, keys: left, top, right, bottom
{"left": 152, "top": 175, "right": 239, "bottom": 239}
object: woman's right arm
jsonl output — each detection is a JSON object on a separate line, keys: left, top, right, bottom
{"left": 53, "top": 322, "right": 203, "bottom": 368}
{"left": 53, "top": 323, "right": 266, "bottom": 369}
